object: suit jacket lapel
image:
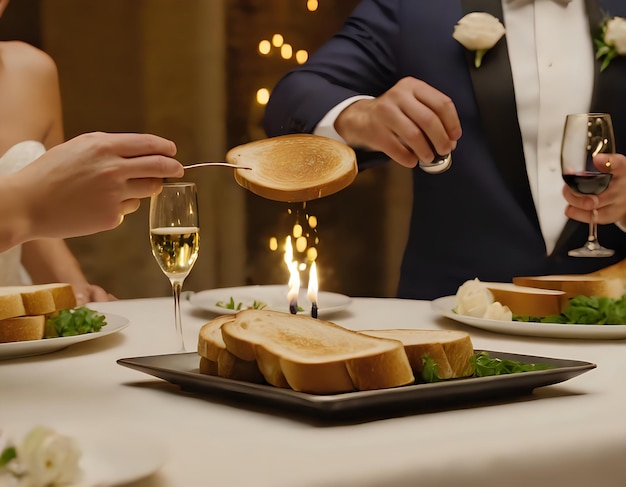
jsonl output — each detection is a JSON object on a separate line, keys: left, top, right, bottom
{"left": 461, "top": 0, "right": 540, "bottom": 231}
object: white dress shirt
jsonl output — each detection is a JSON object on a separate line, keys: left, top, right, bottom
{"left": 314, "top": 0, "right": 594, "bottom": 255}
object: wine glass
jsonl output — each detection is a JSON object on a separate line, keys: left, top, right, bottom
{"left": 561, "top": 113, "right": 615, "bottom": 257}
{"left": 149, "top": 182, "right": 200, "bottom": 351}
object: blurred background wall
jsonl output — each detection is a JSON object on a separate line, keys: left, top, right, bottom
{"left": 0, "top": 0, "right": 412, "bottom": 299}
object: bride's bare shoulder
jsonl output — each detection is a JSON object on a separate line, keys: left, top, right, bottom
{"left": 0, "top": 40, "right": 58, "bottom": 80}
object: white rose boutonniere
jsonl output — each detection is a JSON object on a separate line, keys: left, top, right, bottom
{"left": 0, "top": 426, "right": 81, "bottom": 487}
{"left": 596, "top": 16, "right": 626, "bottom": 71}
{"left": 453, "top": 12, "right": 506, "bottom": 68}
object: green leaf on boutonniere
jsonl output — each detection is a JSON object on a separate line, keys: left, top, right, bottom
{"left": 595, "top": 35, "right": 617, "bottom": 72}
{"left": 0, "top": 446, "right": 16, "bottom": 468}
{"left": 595, "top": 15, "right": 626, "bottom": 71}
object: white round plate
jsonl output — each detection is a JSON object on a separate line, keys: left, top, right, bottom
{"left": 189, "top": 285, "right": 352, "bottom": 317}
{"left": 79, "top": 432, "right": 166, "bottom": 486}
{"left": 431, "top": 295, "right": 626, "bottom": 340}
{"left": 5, "top": 423, "right": 165, "bottom": 487}
{"left": 0, "top": 313, "right": 129, "bottom": 360}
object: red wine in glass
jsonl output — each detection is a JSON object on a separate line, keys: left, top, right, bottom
{"left": 562, "top": 171, "right": 612, "bottom": 195}
{"left": 560, "top": 113, "right": 615, "bottom": 257}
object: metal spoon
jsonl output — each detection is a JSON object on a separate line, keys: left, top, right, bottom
{"left": 184, "top": 162, "right": 252, "bottom": 170}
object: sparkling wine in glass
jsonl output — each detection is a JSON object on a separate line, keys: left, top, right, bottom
{"left": 150, "top": 182, "right": 200, "bottom": 351}
{"left": 561, "top": 113, "right": 615, "bottom": 257}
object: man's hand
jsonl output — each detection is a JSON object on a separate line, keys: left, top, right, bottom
{"left": 334, "top": 77, "right": 462, "bottom": 168}
{"left": 563, "top": 153, "right": 626, "bottom": 227}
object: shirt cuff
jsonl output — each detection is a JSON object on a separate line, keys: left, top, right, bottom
{"left": 313, "top": 95, "right": 374, "bottom": 143}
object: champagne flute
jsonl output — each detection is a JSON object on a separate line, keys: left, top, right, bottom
{"left": 150, "top": 182, "right": 200, "bottom": 351}
{"left": 561, "top": 113, "right": 615, "bottom": 257}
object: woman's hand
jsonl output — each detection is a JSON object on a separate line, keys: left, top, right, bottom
{"left": 8, "top": 132, "right": 184, "bottom": 246}
{"left": 72, "top": 283, "right": 117, "bottom": 306}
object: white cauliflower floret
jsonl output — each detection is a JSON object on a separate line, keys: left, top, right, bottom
{"left": 455, "top": 278, "right": 494, "bottom": 318}
{"left": 455, "top": 278, "right": 512, "bottom": 321}
{"left": 483, "top": 301, "right": 513, "bottom": 321}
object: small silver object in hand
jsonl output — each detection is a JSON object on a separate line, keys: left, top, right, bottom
{"left": 418, "top": 153, "right": 452, "bottom": 174}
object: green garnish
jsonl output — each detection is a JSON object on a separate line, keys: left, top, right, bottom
{"left": 471, "top": 352, "right": 555, "bottom": 376}
{"left": 251, "top": 300, "right": 268, "bottom": 310}
{"left": 45, "top": 307, "right": 107, "bottom": 338}
{"left": 421, "top": 352, "right": 555, "bottom": 383}
{"left": 216, "top": 297, "right": 268, "bottom": 311}
{"left": 0, "top": 446, "right": 16, "bottom": 468}
{"left": 421, "top": 356, "right": 442, "bottom": 383}
{"left": 514, "top": 294, "right": 626, "bottom": 325}
{"left": 216, "top": 297, "right": 243, "bottom": 310}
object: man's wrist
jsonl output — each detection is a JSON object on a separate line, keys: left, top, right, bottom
{"left": 313, "top": 95, "right": 374, "bottom": 143}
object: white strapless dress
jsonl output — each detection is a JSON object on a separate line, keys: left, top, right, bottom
{"left": 0, "top": 141, "right": 46, "bottom": 285}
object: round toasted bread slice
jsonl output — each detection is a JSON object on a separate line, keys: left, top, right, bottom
{"left": 587, "top": 258, "right": 626, "bottom": 289}
{"left": 513, "top": 275, "right": 624, "bottom": 299}
{"left": 226, "top": 134, "right": 357, "bottom": 202}
{"left": 484, "top": 282, "right": 567, "bottom": 317}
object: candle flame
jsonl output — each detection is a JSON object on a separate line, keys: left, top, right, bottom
{"left": 284, "top": 236, "right": 300, "bottom": 311}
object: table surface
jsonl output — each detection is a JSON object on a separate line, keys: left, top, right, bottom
{"left": 2, "top": 295, "right": 626, "bottom": 487}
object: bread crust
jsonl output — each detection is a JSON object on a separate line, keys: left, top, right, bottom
{"left": 360, "top": 329, "right": 474, "bottom": 379}
{"left": 0, "top": 294, "right": 26, "bottom": 321}
{"left": 0, "top": 283, "right": 76, "bottom": 318}
{"left": 0, "top": 315, "right": 45, "bottom": 343}
{"left": 226, "top": 134, "right": 357, "bottom": 202}
{"left": 198, "top": 315, "right": 265, "bottom": 383}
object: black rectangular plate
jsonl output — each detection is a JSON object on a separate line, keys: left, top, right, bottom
{"left": 117, "top": 351, "right": 595, "bottom": 419}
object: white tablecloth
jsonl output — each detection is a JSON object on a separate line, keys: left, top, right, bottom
{"left": 2, "top": 296, "right": 626, "bottom": 487}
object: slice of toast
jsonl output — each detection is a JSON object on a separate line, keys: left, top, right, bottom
{"left": 197, "top": 315, "right": 266, "bottom": 384}
{"left": 220, "top": 309, "right": 415, "bottom": 394}
{"left": 226, "top": 134, "right": 358, "bottom": 202}
{"left": 0, "top": 315, "right": 46, "bottom": 343}
{"left": 0, "top": 284, "right": 77, "bottom": 342}
{"left": 0, "top": 283, "right": 76, "bottom": 318}
{"left": 587, "top": 258, "right": 626, "bottom": 288}
{"left": 359, "top": 329, "right": 474, "bottom": 380}
{"left": 513, "top": 275, "right": 624, "bottom": 299}
{"left": 483, "top": 282, "right": 567, "bottom": 317}
{"left": 0, "top": 293, "right": 26, "bottom": 321}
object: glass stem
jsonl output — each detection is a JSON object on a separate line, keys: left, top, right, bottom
{"left": 587, "top": 209, "right": 598, "bottom": 250}
{"left": 171, "top": 279, "right": 185, "bottom": 352}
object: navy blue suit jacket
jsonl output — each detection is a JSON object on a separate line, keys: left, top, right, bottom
{"left": 263, "top": 0, "right": 626, "bottom": 299}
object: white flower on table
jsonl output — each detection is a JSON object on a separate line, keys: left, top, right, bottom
{"left": 0, "top": 426, "right": 81, "bottom": 487}
{"left": 453, "top": 12, "right": 506, "bottom": 68}
{"left": 596, "top": 16, "right": 626, "bottom": 71}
